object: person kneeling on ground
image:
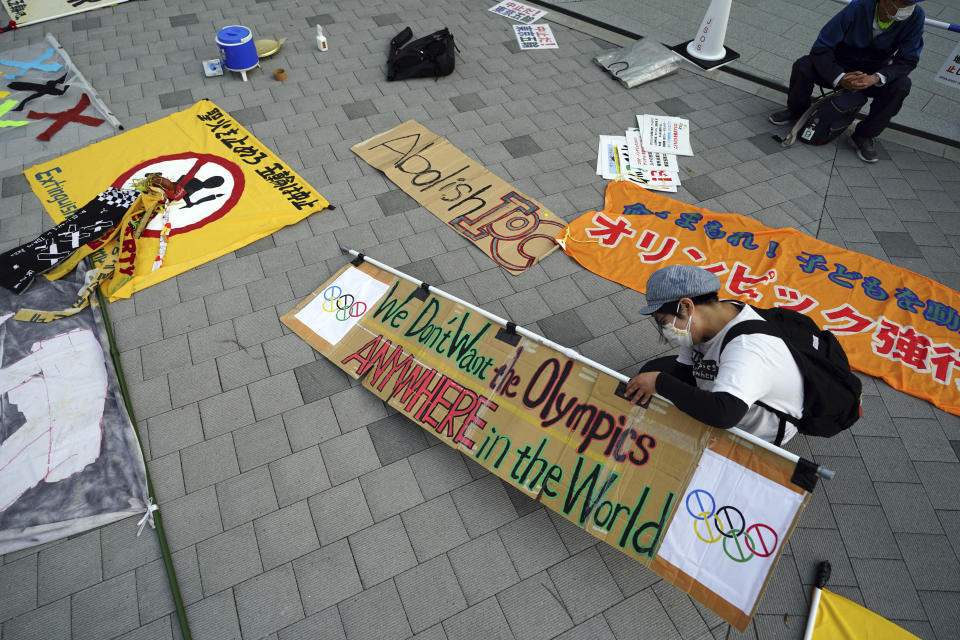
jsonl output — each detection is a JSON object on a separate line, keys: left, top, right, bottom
{"left": 769, "top": 0, "right": 925, "bottom": 164}
{"left": 624, "top": 265, "right": 802, "bottom": 445}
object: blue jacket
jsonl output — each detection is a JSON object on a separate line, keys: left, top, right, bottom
{"left": 811, "top": 0, "right": 924, "bottom": 83}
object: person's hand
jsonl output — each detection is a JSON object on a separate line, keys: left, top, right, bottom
{"left": 856, "top": 73, "right": 880, "bottom": 89}
{"left": 624, "top": 371, "right": 660, "bottom": 406}
{"left": 839, "top": 71, "right": 866, "bottom": 90}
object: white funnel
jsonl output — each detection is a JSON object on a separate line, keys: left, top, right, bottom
{"left": 686, "top": 0, "right": 733, "bottom": 62}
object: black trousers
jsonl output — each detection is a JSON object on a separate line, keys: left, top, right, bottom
{"left": 786, "top": 55, "right": 911, "bottom": 139}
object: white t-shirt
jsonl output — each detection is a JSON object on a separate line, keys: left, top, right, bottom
{"left": 676, "top": 304, "right": 802, "bottom": 444}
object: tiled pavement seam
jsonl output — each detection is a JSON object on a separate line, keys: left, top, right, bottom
{"left": 1, "top": 0, "right": 960, "bottom": 639}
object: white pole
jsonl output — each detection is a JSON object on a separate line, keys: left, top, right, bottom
{"left": 803, "top": 561, "right": 833, "bottom": 640}
{"left": 343, "top": 247, "right": 835, "bottom": 480}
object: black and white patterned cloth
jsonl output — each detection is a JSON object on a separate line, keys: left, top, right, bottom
{"left": 0, "top": 187, "right": 138, "bottom": 294}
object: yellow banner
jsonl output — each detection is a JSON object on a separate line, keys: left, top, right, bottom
{"left": 25, "top": 100, "right": 329, "bottom": 300}
{"left": 282, "top": 260, "right": 812, "bottom": 631}
{"left": 557, "top": 181, "right": 960, "bottom": 417}
{"left": 813, "top": 589, "right": 920, "bottom": 639}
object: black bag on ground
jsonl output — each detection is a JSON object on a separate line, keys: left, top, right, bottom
{"left": 781, "top": 89, "right": 868, "bottom": 147}
{"left": 386, "top": 27, "right": 456, "bottom": 81}
{"left": 719, "top": 305, "right": 862, "bottom": 444}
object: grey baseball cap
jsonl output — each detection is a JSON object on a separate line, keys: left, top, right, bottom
{"left": 639, "top": 265, "right": 721, "bottom": 315}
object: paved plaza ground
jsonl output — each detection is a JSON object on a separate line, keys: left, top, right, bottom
{"left": 1, "top": 0, "right": 960, "bottom": 639}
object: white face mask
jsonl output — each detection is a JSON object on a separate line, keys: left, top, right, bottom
{"left": 663, "top": 306, "right": 694, "bottom": 348}
{"left": 893, "top": 4, "right": 915, "bottom": 20}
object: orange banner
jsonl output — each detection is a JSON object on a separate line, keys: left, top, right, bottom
{"left": 557, "top": 181, "right": 960, "bottom": 417}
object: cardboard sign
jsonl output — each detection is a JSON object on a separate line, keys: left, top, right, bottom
{"left": 25, "top": 100, "right": 329, "bottom": 300}
{"left": 557, "top": 180, "right": 960, "bottom": 417}
{"left": 352, "top": 120, "right": 565, "bottom": 275}
{"left": 638, "top": 114, "right": 693, "bottom": 156}
{"left": 489, "top": 0, "right": 546, "bottom": 24}
{"left": 514, "top": 24, "right": 558, "bottom": 50}
{"left": 282, "top": 261, "right": 811, "bottom": 630}
{"left": 934, "top": 40, "right": 960, "bottom": 89}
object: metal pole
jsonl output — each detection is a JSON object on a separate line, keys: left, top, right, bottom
{"left": 342, "top": 247, "right": 835, "bottom": 480}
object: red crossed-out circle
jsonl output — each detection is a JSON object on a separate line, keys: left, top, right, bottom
{"left": 111, "top": 152, "right": 245, "bottom": 238}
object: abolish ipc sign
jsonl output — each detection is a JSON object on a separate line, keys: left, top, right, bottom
{"left": 282, "top": 259, "right": 814, "bottom": 632}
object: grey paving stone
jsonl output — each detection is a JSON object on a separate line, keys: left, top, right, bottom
{"left": 451, "top": 475, "right": 519, "bottom": 538}
{"left": 651, "top": 579, "right": 712, "bottom": 639}
{"left": 349, "top": 515, "right": 418, "bottom": 588}
{"left": 199, "top": 386, "right": 256, "bottom": 439}
{"left": 205, "top": 286, "right": 254, "bottom": 325}
{"left": 401, "top": 493, "right": 471, "bottom": 563}
{"left": 2, "top": 595, "right": 70, "bottom": 640}
{"left": 789, "top": 527, "right": 857, "bottom": 587}
{"left": 499, "top": 508, "right": 570, "bottom": 579}
{"left": 330, "top": 386, "right": 388, "bottom": 432}
{"left": 216, "top": 464, "right": 279, "bottom": 531}
{"left": 1, "top": 173, "right": 30, "bottom": 197}
{"left": 71, "top": 571, "right": 140, "bottom": 640}
{"left": 136, "top": 547, "right": 202, "bottom": 623}
{"left": 158, "top": 89, "right": 194, "bottom": 109}
{"left": 235, "top": 563, "right": 305, "bottom": 640}
{"left": 37, "top": 529, "right": 101, "bottom": 605}
{"left": 684, "top": 174, "right": 726, "bottom": 202}
{"left": 538, "top": 308, "right": 594, "bottom": 347}
{"left": 408, "top": 443, "right": 475, "bottom": 500}
{"left": 196, "top": 522, "right": 263, "bottom": 596}
{"left": 816, "top": 455, "right": 879, "bottom": 505}
{"left": 855, "top": 436, "right": 920, "bottom": 483}
{"left": 376, "top": 189, "right": 419, "bottom": 216}
{"left": 441, "top": 597, "right": 514, "bottom": 640}
{"left": 833, "top": 503, "right": 901, "bottom": 560}
{"left": 360, "top": 459, "right": 425, "bottom": 522}
{"left": 897, "top": 532, "right": 960, "bottom": 592}
{"left": 920, "top": 590, "right": 960, "bottom": 640}
{"left": 168, "top": 360, "right": 222, "bottom": 408}
{"left": 0, "top": 555, "right": 36, "bottom": 623}
{"left": 368, "top": 413, "right": 431, "bottom": 466}
{"left": 851, "top": 558, "right": 925, "bottom": 621}
{"left": 875, "top": 231, "right": 923, "bottom": 258}
{"left": 595, "top": 544, "right": 660, "bottom": 598}
{"left": 497, "top": 573, "right": 574, "bottom": 640}
{"left": 232, "top": 105, "right": 266, "bottom": 128}
{"left": 185, "top": 589, "right": 242, "bottom": 640}
{"left": 293, "top": 357, "right": 352, "bottom": 403}
{"left": 546, "top": 546, "right": 622, "bottom": 625}
{"left": 293, "top": 538, "right": 362, "bottom": 616}
{"left": 338, "top": 579, "right": 412, "bottom": 640}
{"left": 279, "top": 606, "right": 346, "bottom": 640}
{"left": 161, "top": 298, "right": 209, "bottom": 338}
{"left": 604, "top": 587, "right": 679, "bottom": 640}
{"left": 539, "top": 276, "right": 589, "bottom": 314}
{"left": 396, "top": 555, "right": 467, "bottom": 633}
{"left": 344, "top": 99, "right": 378, "bottom": 120}
{"left": 249, "top": 370, "right": 304, "bottom": 421}
{"left": 158, "top": 485, "right": 224, "bottom": 551}
{"left": 255, "top": 500, "right": 321, "bottom": 570}
{"left": 322, "top": 428, "right": 381, "bottom": 485}
{"left": 915, "top": 461, "right": 960, "bottom": 511}
{"left": 283, "top": 398, "right": 342, "bottom": 452}
{"left": 181, "top": 433, "right": 240, "bottom": 493}
{"left": 894, "top": 417, "right": 958, "bottom": 462}
{"left": 233, "top": 414, "right": 292, "bottom": 472}
{"left": 502, "top": 134, "right": 543, "bottom": 159}
{"left": 269, "top": 445, "right": 331, "bottom": 507}
{"left": 308, "top": 478, "right": 374, "bottom": 545}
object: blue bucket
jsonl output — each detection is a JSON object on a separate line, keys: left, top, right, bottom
{"left": 216, "top": 25, "right": 258, "bottom": 72}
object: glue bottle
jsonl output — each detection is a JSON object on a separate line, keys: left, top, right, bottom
{"left": 316, "top": 25, "right": 328, "bottom": 51}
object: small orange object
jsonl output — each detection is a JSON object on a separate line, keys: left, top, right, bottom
{"left": 273, "top": 68, "right": 287, "bottom": 81}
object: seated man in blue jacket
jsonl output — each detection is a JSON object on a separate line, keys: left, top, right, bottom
{"left": 769, "top": 0, "right": 924, "bottom": 163}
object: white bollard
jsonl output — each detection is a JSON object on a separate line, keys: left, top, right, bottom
{"left": 671, "top": 0, "right": 740, "bottom": 70}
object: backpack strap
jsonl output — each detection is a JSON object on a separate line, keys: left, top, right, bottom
{"left": 779, "top": 89, "right": 845, "bottom": 148}
{"left": 719, "top": 320, "right": 798, "bottom": 445}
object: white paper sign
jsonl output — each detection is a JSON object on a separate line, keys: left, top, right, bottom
{"left": 934, "top": 40, "right": 960, "bottom": 89}
{"left": 294, "top": 267, "right": 389, "bottom": 346}
{"left": 657, "top": 449, "right": 805, "bottom": 615}
{"left": 622, "top": 169, "right": 680, "bottom": 193}
{"left": 514, "top": 24, "right": 558, "bottom": 50}
{"left": 597, "top": 135, "right": 630, "bottom": 179}
{"left": 638, "top": 114, "right": 694, "bottom": 156}
{"left": 626, "top": 128, "right": 679, "bottom": 171}
{"left": 489, "top": 0, "right": 547, "bottom": 24}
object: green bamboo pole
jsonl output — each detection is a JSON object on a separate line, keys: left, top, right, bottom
{"left": 94, "top": 282, "right": 193, "bottom": 640}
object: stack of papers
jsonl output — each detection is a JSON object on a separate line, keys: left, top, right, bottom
{"left": 596, "top": 115, "right": 693, "bottom": 192}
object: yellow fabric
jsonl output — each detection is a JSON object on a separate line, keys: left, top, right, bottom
{"left": 557, "top": 181, "right": 960, "bottom": 417}
{"left": 814, "top": 589, "right": 920, "bottom": 639}
{"left": 26, "top": 100, "right": 328, "bottom": 301}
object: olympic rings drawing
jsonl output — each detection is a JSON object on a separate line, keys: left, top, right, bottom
{"left": 684, "top": 489, "right": 778, "bottom": 563}
{"left": 321, "top": 285, "right": 368, "bottom": 321}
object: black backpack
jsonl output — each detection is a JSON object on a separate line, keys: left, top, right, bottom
{"left": 387, "top": 27, "right": 457, "bottom": 81}
{"left": 719, "top": 305, "right": 862, "bottom": 445}
{"left": 780, "top": 89, "right": 868, "bottom": 147}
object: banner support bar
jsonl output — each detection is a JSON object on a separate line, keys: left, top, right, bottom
{"left": 341, "top": 247, "right": 835, "bottom": 480}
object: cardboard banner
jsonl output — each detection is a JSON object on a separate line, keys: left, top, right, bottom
{"left": 351, "top": 120, "right": 565, "bottom": 275}
{"left": 1, "top": 261, "right": 149, "bottom": 554}
{"left": 281, "top": 260, "right": 811, "bottom": 630}
{"left": 25, "top": 100, "right": 330, "bottom": 301}
{"left": 2, "top": 0, "right": 130, "bottom": 26}
{"left": 557, "top": 181, "right": 960, "bottom": 417}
